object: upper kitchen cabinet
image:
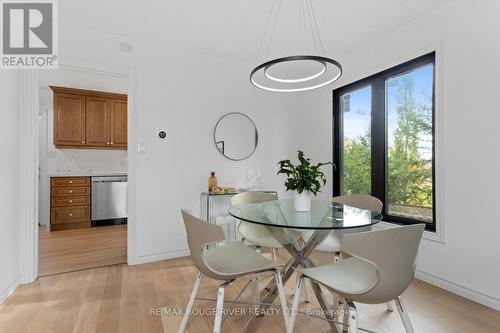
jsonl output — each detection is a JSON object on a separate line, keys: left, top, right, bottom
{"left": 86, "top": 96, "right": 110, "bottom": 147}
{"left": 110, "top": 100, "right": 128, "bottom": 148}
{"left": 53, "top": 93, "right": 86, "bottom": 147}
{"left": 50, "top": 86, "right": 127, "bottom": 150}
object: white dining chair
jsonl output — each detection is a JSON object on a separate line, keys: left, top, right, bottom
{"left": 231, "top": 192, "right": 311, "bottom": 304}
{"left": 233, "top": 192, "right": 291, "bottom": 303}
{"left": 315, "top": 194, "right": 383, "bottom": 259}
{"left": 287, "top": 224, "right": 425, "bottom": 333}
{"left": 178, "top": 210, "right": 289, "bottom": 333}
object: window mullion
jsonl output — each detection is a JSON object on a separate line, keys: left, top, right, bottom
{"left": 371, "top": 77, "right": 386, "bottom": 209}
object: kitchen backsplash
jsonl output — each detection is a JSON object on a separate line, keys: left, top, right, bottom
{"left": 46, "top": 149, "right": 127, "bottom": 175}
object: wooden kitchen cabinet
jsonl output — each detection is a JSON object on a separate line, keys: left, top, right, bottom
{"left": 86, "top": 96, "right": 110, "bottom": 147}
{"left": 110, "top": 99, "right": 128, "bottom": 148}
{"left": 50, "top": 86, "right": 127, "bottom": 150}
{"left": 50, "top": 176, "right": 91, "bottom": 231}
{"left": 53, "top": 93, "right": 86, "bottom": 147}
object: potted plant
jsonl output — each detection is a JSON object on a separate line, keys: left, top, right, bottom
{"left": 278, "top": 151, "right": 334, "bottom": 212}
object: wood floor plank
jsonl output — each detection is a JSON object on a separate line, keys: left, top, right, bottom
{"left": 38, "top": 225, "right": 127, "bottom": 276}
{"left": 1, "top": 249, "right": 499, "bottom": 333}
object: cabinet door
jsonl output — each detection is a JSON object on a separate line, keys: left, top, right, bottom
{"left": 54, "top": 93, "right": 86, "bottom": 147}
{"left": 110, "top": 99, "right": 127, "bottom": 149}
{"left": 85, "top": 97, "right": 110, "bottom": 147}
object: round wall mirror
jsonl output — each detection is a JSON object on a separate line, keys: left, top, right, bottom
{"left": 214, "top": 112, "right": 258, "bottom": 161}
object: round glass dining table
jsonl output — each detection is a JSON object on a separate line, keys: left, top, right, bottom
{"left": 228, "top": 199, "right": 382, "bottom": 332}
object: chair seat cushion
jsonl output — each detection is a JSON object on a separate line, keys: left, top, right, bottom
{"left": 203, "top": 242, "right": 277, "bottom": 279}
{"left": 239, "top": 223, "right": 283, "bottom": 249}
{"left": 296, "top": 257, "right": 378, "bottom": 296}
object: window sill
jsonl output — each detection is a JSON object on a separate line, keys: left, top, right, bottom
{"left": 374, "top": 221, "right": 445, "bottom": 244}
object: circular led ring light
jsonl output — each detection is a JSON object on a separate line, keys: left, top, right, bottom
{"left": 250, "top": 55, "right": 342, "bottom": 93}
{"left": 264, "top": 60, "right": 327, "bottom": 83}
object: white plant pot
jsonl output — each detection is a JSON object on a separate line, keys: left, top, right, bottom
{"left": 294, "top": 190, "right": 312, "bottom": 212}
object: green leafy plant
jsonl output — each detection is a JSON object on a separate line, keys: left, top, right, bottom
{"left": 277, "top": 151, "right": 334, "bottom": 195}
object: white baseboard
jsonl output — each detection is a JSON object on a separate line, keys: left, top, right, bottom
{"left": 415, "top": 269, "right": 500, "bottom": 311}
{"left": 129, "top": 248, "right": 190, "bottom": 266}
{"left": 0, "top": 275, "right": 21, "bottom": 304}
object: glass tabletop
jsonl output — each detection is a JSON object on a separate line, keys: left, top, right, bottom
{"left": 229, "top": 199, "right": 382, "bottom": 230}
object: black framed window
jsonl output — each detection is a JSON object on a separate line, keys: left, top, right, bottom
{"left": 333, "top": 52, "right": 436, "bottom": 231}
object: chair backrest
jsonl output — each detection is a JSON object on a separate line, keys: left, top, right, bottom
{"left": 231, "top": 191, "right": 277, "bottom": 206}
{"left": 342, "top": 224, "right": 425, "bottom": 304}
{"left": 332, "top": 194, "right": 383, "bottom": 213}
{"left": 230, "top": 192, "right": 278, "bottom": 242}
{"left": 181, "top": 209, "right": 226, "bottom": 279}
{"left": 314, "top": 194, "right": 383, "bottom": 252}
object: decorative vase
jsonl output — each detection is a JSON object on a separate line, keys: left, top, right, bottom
{"left": 294, "top": 190, "right": 312, "bottom": 212}
{"left": 208, "top": 171, "right": 217, "bottom": 192}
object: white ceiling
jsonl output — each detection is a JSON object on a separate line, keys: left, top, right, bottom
{"left": 59, "top": 0, "right": 450, "bottom": 60}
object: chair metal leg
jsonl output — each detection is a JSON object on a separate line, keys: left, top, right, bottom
{"left": 252, "top": 273, "right": 260, "bottom": 310}
{"left": 213, "top": 281, "right": 229, "bottom": 333}
{"left": 302, "top": 278, "right": 311, "bottom": 303}
{"left": 342, "top": 300, "right": 349, "bottom": 332}
{"left": 293, "top": 271, "right": 310, "bottom": 304}
{"left": 386, "top": 300, "right": 394, "bottom": 311}
{"left": 253, "top": 247, "right": 261, "bottom": 309}
{"left": 275, "top": 270, "right": 289, "bottom": 328}
{"left": 272, "top": 248, "right": 277, "bottom": 264}
{"left": 287, "top": 275, "right": 303, "bottom": 333}
{"left": 395, "top": 297, "right": 415, "bottom": 333}
{"left": 346, "top": 300, "right": 358, "bottom": 333}
{"left": 178, "top": 272, "right": 203, "bottom": 333}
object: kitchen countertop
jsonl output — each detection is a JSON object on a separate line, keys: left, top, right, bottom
{"left": 47, "top": 171, "right": 127, "bottom": 177}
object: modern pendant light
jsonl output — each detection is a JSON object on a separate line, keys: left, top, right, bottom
{"left": 250, "top": 0, "right": 342, "bottom": 93}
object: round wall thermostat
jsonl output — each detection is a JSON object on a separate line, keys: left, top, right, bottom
{"left": 158, "top": 131, "right": 167, "bottom": 139}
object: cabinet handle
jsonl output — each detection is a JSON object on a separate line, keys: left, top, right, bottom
{"left": 107, "top": 142, "right": 110, "bottom": 145}
{"left": 69, "top": 190, "right": 73, "bottom": 194}
{"left": 69, "top": 180, "right": 73, "bottom": 184}
{"left": 69, "top": 200, "right": 73, "bottom": 203}
{"left": 111, "top": 142, "right": 114, "bottom": 145}
{"left": 81, "top": 141, "right": 85, "bottom": 144}
{"left": 68, "top": 213, "right": 73, "bottom": 217}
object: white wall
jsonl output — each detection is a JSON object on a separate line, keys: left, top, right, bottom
{"left": 300, "top": 0, "right": 500, "bottom": 309}
{"left": 0, "top": 72, "right": 20, "bottom": 302}
{"left": 52, "top": 23, "right": 306, "bottom": 264}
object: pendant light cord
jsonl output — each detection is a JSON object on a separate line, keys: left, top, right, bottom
{"left": 256, "top": 0, "right": 326, "bottom": 60}
{"left": 256, "top": 0, "right": 282, "bottom": 61}
{"left": 266, "top": 0, "right": 282, "bottom": 58}
{"left": 307, "top": 0, "right": 326, "bottom": 56}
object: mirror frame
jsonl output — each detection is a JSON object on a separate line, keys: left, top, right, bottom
{"left": 213, "top": 112, "right": 258, "bottom": 161}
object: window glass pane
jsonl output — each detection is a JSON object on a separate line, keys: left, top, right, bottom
{"left": 341, "top": 86, "right": 371, "bottom": 195}
{"left": 386, "top": 65, "right": 434, "bottom": 222}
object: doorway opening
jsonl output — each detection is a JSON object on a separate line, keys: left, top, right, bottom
{"left": 37, "top": 66, "right": 130, "bottom": 276}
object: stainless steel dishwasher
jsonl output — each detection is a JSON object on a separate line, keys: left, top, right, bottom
{"left": 91, "top": 176, "right": 127, "bottom": 226}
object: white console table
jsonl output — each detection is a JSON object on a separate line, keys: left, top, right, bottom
{"left": 200, "top": 191, "right": 277, "bottom": 242}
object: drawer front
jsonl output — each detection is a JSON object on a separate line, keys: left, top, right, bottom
{"left": 51, "top": 196, "right": 90, "bottom": 207}
{"left": 51, "top": 186, "right": 90, "bottom": 197}
{"left": 51, "top": 177, "right": 90, "bottom": 187}
{"left": 51, "top": 206, "right": 90, "bottom": 224}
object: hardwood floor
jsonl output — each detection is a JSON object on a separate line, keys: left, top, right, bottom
{"left": 38, "top": 225, "right": 127, "bottom": 276}
{"left": 2, "top": 249, "right": 499, "bottom": 333}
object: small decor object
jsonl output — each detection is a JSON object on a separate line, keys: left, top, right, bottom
{"left": 223, "top": 187, "right": 237, "bottom": 193}
{"left": 209, "top": 186, "right": 237, "bottom": 194}
{"left": 211, "top": 186, "right": 224, "bottom": 194}
{"left": 278, "top": 151, "right": 333, "bottom": 212}
{"left": 208, "top": 171, "right": 218, "bottom": 192}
